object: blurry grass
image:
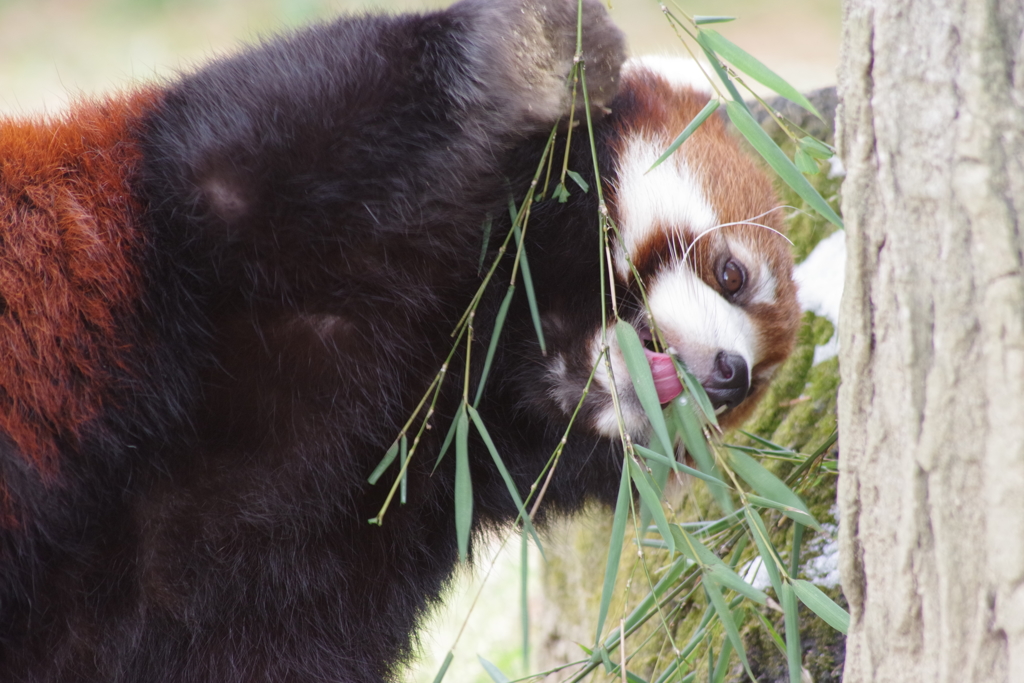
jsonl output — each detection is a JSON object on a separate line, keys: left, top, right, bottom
{"left": 405, "top": 536, "right": 543, "bottom": 683}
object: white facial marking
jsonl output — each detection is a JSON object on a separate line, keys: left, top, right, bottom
{"left": 614, "top": 135, "right": 718, "bottom": 279}
{"left": 577, "top": 57, "right": 786, "bottom": 439}
{"left": 749, "top": 269, "right": 778, "bottom": 306}
{"left": 587, "top": 331, "right": 650, "bottom": 440}
{"left": 545, "top": 354, "right": 577, "bottom": 414}
{"left": 648, "top": 263, "right": 757, "bottom": 373}
{"left": 592, "top": 403, "right": 624, "bottom": 441}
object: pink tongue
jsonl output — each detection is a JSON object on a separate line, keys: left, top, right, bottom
{"left": 644, "top": 349, "right": 684, "bottom": 404}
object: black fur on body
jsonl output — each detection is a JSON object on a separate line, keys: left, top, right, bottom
{"left": 0, "top": 2, "right": 634, "bottom": 681}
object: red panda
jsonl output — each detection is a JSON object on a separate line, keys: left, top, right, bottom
{"left": 0, "top": 1, "right": 799, "bottom": 681}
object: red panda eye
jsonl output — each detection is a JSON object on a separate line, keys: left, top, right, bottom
{"left": 719, "top": 259, "right": 745, "bottom": 295}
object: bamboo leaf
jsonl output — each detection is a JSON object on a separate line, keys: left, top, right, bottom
{"left": 478, "top": 214, "right": 492, "bottom": 273}
{"left": 616, "top": 320, "right": 674, "bottom": 456}
{"left": 467, "top": 406, "right": 544, "bottom": 557}
{"left": 605, "top": 662, "right": 651, "bottom": 683}
{"left": 808, "top": 430, "right": 839, "bottom": 458}
{"left": 520, "top": 529, "right": 530, "bottom": 668}
{"left": 646, "top": 98, "right": 720, "bottom": 173}
{"left": 672, "top": 397, "right": 713, "bottom": 468}
{"left": 454, "top": 408, "right": 472, "bottom": 562}
{"left": 368, "top": 439, "right": 400, "bottom": 484}
{"left": 794, "top": 147, "right": 819, "bottom": 174}
{"left": 673, "top": 397, "right": 733, "bottom": 513}
{"left": 399, "top": 434, "right": 408, "bottom": 504}
{"left": 634, "top": 444, "right": 725, "bottom": 486}
{"left": 652, "top": 656, "right": 690, "bottom": 683}
{"left": 781, "top": 582, "right": 802, "bottom": 683}
{"left": 728, "top": 448, "right": 821, "bottom": 530}
{"left": 792, "top": 579, "right": 850, "bottom": 634}
{"left": 782, "top": 429, "right": 839, "bottom": 484}
{"left": 679, "top": 509, "right": 744, "bottom": 537}
{"left": 699, "top": 45, "right": 748, "bottom": 112}
{"left": 432, "top": 652, "right": 454, "bottom": 683}
{"left": 627, "top": 458, "right": 675, "bottom": 555}
{"left": 706, "top": 565, "right": 769, "bottom": 606}
{"left": 651, "top": 607, "right": 714, "bottom": 683}
{"left": 784, "top": 523, "right": 806, "bottom": 683}
{"left": 744, "top": 508, "right": 783, "bottom": 597}
{"left": 725, "top": 100, "right": 844, "bottom": 228}
{"left": 790, "top": 522, "right": 804, "bottom": 587}
{"left": 698, "top": 29, "right": 822, "bottom": 120}
{"left": 641, "top": 437, "right": 671, "bottom": 531}
{"left": 673, "top": 358, "right": 718, "bottom": 428}
{"left": 478, "top": 656, "right": 511, "bottom": 683}
{"left": 473, "top": 285, "right": 516, "bottom": 406}
{"left": 738, "top": 430, "right": 793, "bottom": 454}
{"left": 433, "top": 409, "right": 460, "bottom": 472}
{"left": 595, "top": 463, "right": 631, "bottom": 645}
{"left": 798, "top": 135, "right": 834, "bottom": 159}
{"left": 553, "top": 182, "right": 571, "bottom": 203}
{"left": 618, "top": 555, "right": 694, "bottom": 638}
{"left": 513, "top": 222, "right": 546, "bottom": 355}
{"left": 747, "top": 495, "right": 820, "bottom": 530}
{"left": 712, "top": 633, "right": 733, "bottom": 683}
{"left": 754, "top": 609, "right": 787, "bottom": 656}
{"left": 704, "top": 581, "right": 754, "bottom": 681}
{"left": 694, "top": 15, "right": 735, "bottom": 24}
{"left": 566, "top": 169, "right": 590, "bottom": 192}
{"left": 670, "top": 525, "right": 767, "bottom": 605}
{"left": 632, "top": 443, "right": 675, "bottom": 469}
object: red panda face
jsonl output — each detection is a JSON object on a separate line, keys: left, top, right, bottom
{"left": 584, "top": 58, "right": 802, "bottom": 438}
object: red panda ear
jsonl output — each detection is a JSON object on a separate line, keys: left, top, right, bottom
{"left": 0, "top": 90, "right": 160, "bottom": 476}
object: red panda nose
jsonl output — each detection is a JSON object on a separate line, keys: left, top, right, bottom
{"left": 704, "top": 352, "right": 750, "bottom": 410}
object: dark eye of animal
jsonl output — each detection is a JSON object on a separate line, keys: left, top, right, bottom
{"left": 719, "top": 258, "right": 746, "bottom": 295}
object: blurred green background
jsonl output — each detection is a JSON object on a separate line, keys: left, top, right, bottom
{"left": 0, "top": 0, "right": 839, "bottom": 114}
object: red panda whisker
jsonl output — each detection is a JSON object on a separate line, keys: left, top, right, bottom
{"left": 680, "top": 215, "right": 791, "bottom": 267}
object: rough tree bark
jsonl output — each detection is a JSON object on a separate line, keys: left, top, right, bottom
{"left": 837, "top": 0, "right": 1024, "bottom": 681}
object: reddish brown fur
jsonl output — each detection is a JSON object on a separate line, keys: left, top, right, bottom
{"left": 608, "top": 67, "right": 790, "bottom": 283}
{"left": 0, "top": 90, "right": 159, "bottom": 476}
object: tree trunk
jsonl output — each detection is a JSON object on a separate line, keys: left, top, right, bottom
{"left": 837, "top": 1, "right": 1024, "bottom": 681}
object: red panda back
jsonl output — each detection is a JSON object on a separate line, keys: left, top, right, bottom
{"left": 0, "top": 90, "right": 159, "bottom": 479}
